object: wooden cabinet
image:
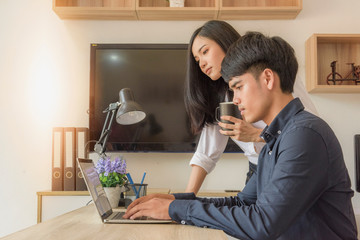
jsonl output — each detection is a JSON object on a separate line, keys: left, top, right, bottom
{"left": 37, "top": 191, "right": 91, "bottom": 223}
{"left": 305, "top": 34, "right": 360, "bottom": 93}
{"left": 52, "top": 0, "right": 137, "bottom": 20}
{"left": 53, "top": 0, "right": 302, "bottom": 20}
{"left": 218, "top": 0, "right": 302, "bottom": 20}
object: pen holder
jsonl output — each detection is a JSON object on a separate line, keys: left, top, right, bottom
{"left": 124, "top": 183, "right": 148, "bottom": 208}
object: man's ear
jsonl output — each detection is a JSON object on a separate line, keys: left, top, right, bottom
{"left": 263, "top": 68, "right": 275, "bottom": 90}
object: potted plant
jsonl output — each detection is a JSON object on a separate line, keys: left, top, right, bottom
{"left": 166, "top": 0, "right": 185, "bottom": 7}
{"left": 95, "top": 156, "right": 128, "bottom": 208}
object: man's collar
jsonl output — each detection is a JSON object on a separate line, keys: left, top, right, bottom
{"left": 260, "top": 98, "right": 304, "bottom": 143}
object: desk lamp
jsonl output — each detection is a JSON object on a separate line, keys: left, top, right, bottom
{"left": 94, "top": 88, "right": 146, "bottom": 157}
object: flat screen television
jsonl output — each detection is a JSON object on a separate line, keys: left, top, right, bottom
{"left": 89, "top": 43, "right": 242, "bottom": 153}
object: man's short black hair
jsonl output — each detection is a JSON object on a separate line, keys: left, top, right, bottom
{"left": 221, "top": 31, "right": 298, "bottom": 93}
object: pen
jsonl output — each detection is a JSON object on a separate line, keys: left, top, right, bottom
{"left": 126, "top": 173, "right": 138, "bottom": 196}
{"left": 136, "top": 172, "right": 146, "bottom": 199}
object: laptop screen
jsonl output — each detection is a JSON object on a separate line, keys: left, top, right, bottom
{"left": 78, "top": 159, "right": 113, "bottom": 219}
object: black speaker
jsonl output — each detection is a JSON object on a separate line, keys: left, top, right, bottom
{"left": 355, "top": 134, "right": 360, "bottom": 192}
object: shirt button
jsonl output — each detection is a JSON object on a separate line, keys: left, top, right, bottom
{"left": 181, "top": 220, "right": 186, "bottom": 225}
{"left": 269, "top": 151, "right": 272, "bottom": 155}
{"left": 277, "top": 130, "right": 281, "bottom": 134}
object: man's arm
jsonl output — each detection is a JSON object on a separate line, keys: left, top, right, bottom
{"left": 123, "top": 174, "right": 258, "bottom": 221}
{"left": 169, "top": 127, "right": 329, "bottom": 239}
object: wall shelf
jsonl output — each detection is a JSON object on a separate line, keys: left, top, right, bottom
{"left": 305, "top": 34, "right": 360, "bottom": 93}
{"left": 218, "top": 0, "right": 302, "bottom": 20}
{"left": 53, "top": 0, "right": 302, "bottom": 20}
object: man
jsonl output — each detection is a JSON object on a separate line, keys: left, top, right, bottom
{"left": 124, "top": 32, "right": 358, "bottom": 239}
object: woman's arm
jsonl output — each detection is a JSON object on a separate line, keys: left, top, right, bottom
{"left": 186, "top": 124, "right": 229, "bottom": 194}
{"left": 185, "top": 165, "right": 207, "bottom": 194}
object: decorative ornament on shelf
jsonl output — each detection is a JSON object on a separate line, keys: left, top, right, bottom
{"left": 96, "top": 156, "right": 128, "bottom": 208}
{"left": 166, "top": 0, "right": 185, "bottom": 7}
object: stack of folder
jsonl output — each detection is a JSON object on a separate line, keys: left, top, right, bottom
{"left": 52, "top": 127, "right": 89, "bottom": 191}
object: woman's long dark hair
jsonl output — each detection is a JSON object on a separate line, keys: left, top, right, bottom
{"left": 184, "top": 20, "right": 240, "bottom": 134}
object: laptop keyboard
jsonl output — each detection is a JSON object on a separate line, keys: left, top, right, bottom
{"left": 111, "top": 212, "right": 125, "bottom": 219}
{"left": 110, "top": 211, "right": 149, "bottom": 220}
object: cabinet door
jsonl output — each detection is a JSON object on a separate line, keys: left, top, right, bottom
{"left": 41, "top": 195, "right": 92, "bottom": 222}
{"left": 52, "top": 0, "right": 137, "bottom": 20}
{"left": 218, "top": 0, "right": 302, "bottom": 20}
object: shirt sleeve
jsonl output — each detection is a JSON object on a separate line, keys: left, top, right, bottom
{"left": 170, "top": 127, "right": 329, "bottom": 240}
{"left": 231, "top": 139, "right": 265, "bottom": 164}
{"left": 189, "top": 124, "right": 229, "bottom": 173}
{"left": 190, "top": 122, "right": 267, "bottom": 170}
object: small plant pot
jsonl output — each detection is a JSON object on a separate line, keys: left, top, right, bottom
{"left": 104, "top": 185, "right": 126, "bottom": 209}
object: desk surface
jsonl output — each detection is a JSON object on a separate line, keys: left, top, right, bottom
{"left": 3, "top": 204, "right": 227, "bottom": 240}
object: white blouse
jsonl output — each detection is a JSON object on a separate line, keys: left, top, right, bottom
{"left": 189, "top": 79, "right": 318, "bottom": 173}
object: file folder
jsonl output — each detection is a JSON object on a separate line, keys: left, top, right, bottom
{"left": 64, "top": 127, "right": 76, "bottom": 191}
{"left": 75, "top": 127, "right": 89, "bottom": 191}
{"left": 52, "top": 127, "right": 64, "bottom": 191}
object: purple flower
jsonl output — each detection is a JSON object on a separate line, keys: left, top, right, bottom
{"left": 104, "top": 158, "right": 112, "bottom": 176}
{"left": 95, "top": 158, "right": 105, "bottom": 174}
{"left": 95, "top": 156, "right": 127, "bottom": 175}
{"left": 113, "top": 157, "right": 127, "bottom": 174}
{"left": 95, "top": 156, "right": 128, "bottom": 187}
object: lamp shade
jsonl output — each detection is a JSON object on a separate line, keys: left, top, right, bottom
{"left": 116, "top": 88, "right": 146, "bottom": 125}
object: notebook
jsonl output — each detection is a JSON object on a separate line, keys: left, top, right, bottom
{"left": 77, "top": 158, "right": 172, "bottom": 224}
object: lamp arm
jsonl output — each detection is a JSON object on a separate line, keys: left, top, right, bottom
{"left": 100, "top": 109, "right": 116, "bottom": 154}
{"left": 94, "top": 102, "right": 120, "bottom": 156}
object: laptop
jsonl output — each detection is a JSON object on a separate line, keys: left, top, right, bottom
{"left": 77, "top": 158, "right": 172, "bottom": 224}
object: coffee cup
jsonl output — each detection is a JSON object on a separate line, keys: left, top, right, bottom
{"left": 215, "top": 102, "right": 242, "bottom": 131}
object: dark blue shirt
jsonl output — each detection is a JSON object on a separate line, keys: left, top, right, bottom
{"left": 169, "top": 98, "right": 357, "bottom": 240}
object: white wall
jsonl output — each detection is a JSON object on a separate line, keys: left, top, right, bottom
{"left": 1, "top": 0, "right": 359, "bottom": 237}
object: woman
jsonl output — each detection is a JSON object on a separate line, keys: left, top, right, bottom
{"left": 184, "top": 20, "right": 317, "bottom": 194}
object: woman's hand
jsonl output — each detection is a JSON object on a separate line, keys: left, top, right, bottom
{"left": 218, "top": 116, "right": 263, "bottom": 143}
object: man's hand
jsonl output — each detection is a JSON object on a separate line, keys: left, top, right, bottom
{"left": 123, "top": 194, "right": 175, "bottom": 220}
{"left": 219, "top": 116, "right": 263, "bottom": 142}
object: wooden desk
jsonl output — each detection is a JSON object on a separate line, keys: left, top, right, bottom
{"left": 171, "top": 189, "right": 240, "bottom": 197}
{"left": 36, "top": 189, "right": 170, "bottom": 223}
{"left": 3, "top": 204, "right": 227, "bottom": 240}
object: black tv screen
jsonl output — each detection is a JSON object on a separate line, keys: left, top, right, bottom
{"left": 89, "top": 43, "right": 242, "bottom": 152}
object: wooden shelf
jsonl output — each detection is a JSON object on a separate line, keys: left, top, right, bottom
{"left": 218, "top": 0, "right": 302, "bottom": 20}
{"left": 53, "top": 0, "right": 302, "bottom": 20}
{"left": 305, "top": 34, "right": 360, "bottom": 93}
